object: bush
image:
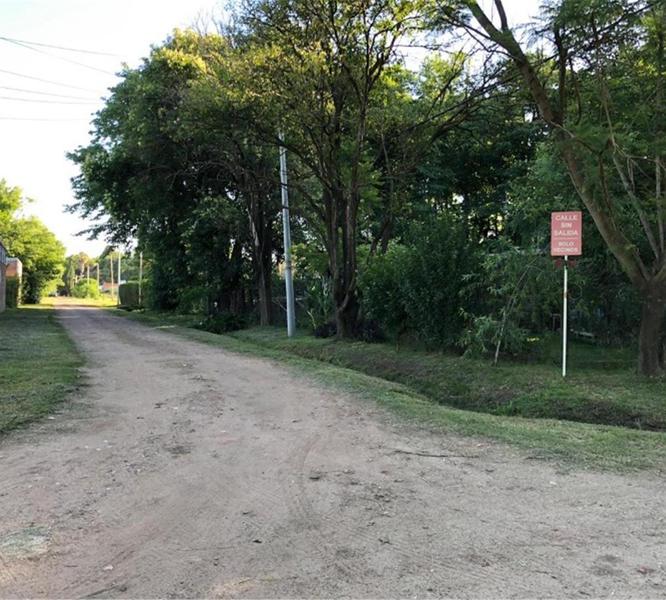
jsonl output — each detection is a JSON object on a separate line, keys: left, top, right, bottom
{"left": 194, "top": 311, "right": 248, "bottom": 334}
{"left": 72, "top": 280, "right": 100, "bottom": 299}
{"left": 6, "top": 276, "right": 20, "bottom": 308}
{"left": 354, "top": 319, "right": 386, "bottom": 343}
{"left": 301, "top": 276, "right": 334, "bottom": 332}
{"left": 119, "top": 282, "right": 141, "bottom": 307}
{"left": 457, "top": 243, "right": 562, "bottom": 362}
{"left": 458, "top": 314, "right": 531, "bottom": 360}
{"left": 314, "top": 321, "right": 337, "bottom": 338}
{"left": 360, "top": 216, "right": 481, "bottom": 348}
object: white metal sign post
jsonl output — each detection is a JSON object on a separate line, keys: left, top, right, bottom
{"left": 562, "top": 256, "right": 568, "bottom": 377}
{"left": 551, "top": 212, "right": 582, "bottom": 377}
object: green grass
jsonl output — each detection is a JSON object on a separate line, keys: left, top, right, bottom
{"left": 230, "top": 329, "right": 666, "bottom": 431}
{"left": 0, "top": 305, "right": 83, "bottom": 434}
{"left": 41, "top": 295, "right": 117, "bottom": 307}
{"left": 114, "top": 309, "right": 666, "bottom": 472}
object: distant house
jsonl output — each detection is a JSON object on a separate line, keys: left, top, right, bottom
{"left": 0, "top": 240, "right": 7, "bottom": 312}
{"left": 101, "top": 281, "right": 118, "bottom": 294}
{"left": 6, "top": 257, "right": 22, "bottom": 279}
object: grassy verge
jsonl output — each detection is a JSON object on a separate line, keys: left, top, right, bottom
{"left": 114, "top": 309, "right": 666, "bottom": 472}
{"left": 0, "top": 305, "right": 83, "bottom": 434}
{"left": 231, "top": 330, "right": 666, "bottom": 430}
{"left": 41, "top": 295, "right": 117, "bottom": 307}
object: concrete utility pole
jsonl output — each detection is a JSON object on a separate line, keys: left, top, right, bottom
{"left": 109, "top": 256, "right": 114, "bottom": 301}
{"left": 138, "top": 251, "right": 143, "bottom": 307}
{"left": 117, "top": 252, "right": 122, "bottom": 306}
{"left": 86, "top": 263, "right": 90, "bottom": 283}
{"left": 279, "top": 132, "right": 296, "bottom": 337}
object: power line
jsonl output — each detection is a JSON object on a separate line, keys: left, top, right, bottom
{"left": 0, "top": 38, "right": 117, "bottom": 76}
{"left": 0, "top": 116, "right": 90, "bottom": 122}
{"left": 0, "top": 35, "right": 124, "bottom": 58}
{"left": 0, "top": 85, "right": 97, "bottom": 100}
{"left": 0, "top": 68, "right": 99, "bottom": 92}
{"left": 0, "top": 95, "right": 97, "bottom": 105}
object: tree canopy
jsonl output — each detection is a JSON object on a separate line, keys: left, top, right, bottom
{"left": 0, "top": 180, "right": 65, "bottom": 303}
{"left": 68, "top": 0, "right": 666, "bottom": 375}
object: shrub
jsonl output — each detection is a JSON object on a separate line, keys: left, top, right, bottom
{"left": 359, "top": 244, "right": 410, "bottom": 337}
{"left": 194, "top": 311, "right": 248, "bottom": 334}
{"left": 6, "top": 276, "right": 20, "bottom": 308}
{"left": 119, "top": 282, "right": 140, "bottom": 307}
{"left": 360, "top": 216, "right": 481, "bottom": 348}
{"left": 302, "top": 276, "right": 334, "bottom": 332}
{"left": 314, "top": 321, "right": 337, "bottom": 338}
{"left": 458, "top": 314, "right": 531, "bottom": 360}
{"left": 72, "top": 280, "right": 100, "bottom": 299}
{"left": 354, "top": 319, "right": 386, "bottom": 343}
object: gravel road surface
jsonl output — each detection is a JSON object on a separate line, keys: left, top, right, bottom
{"left": 0, "top": 305, "right": 664, "bottom": 598}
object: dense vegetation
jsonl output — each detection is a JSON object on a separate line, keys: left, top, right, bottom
{"left": 69, "top": 0, "right": 666, "bottom": 375}
{"left": 0, "top": 180, "right": 65, "bottom": 304}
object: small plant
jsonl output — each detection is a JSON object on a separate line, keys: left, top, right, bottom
{"left": 72, "top": 280, "right": 100, "bottom": 299}
{"left": 195, "top": 312, "right": 249, "bottom": 334}
{"left": 119, "top": 282, "right": 141, "bottom": 308}
{"left": 303, "top": 276, "right": 334, "bottom": 332}
{"left": 459, "top": 313, "right": 530, "bottom": 361}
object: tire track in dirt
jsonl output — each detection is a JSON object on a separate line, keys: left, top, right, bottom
{"left": 0, "top": 303, "right": 664, "bottom": 599}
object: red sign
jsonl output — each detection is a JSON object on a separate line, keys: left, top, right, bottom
{"left": 551, "top": 211, "right": 582, "bottom": 256}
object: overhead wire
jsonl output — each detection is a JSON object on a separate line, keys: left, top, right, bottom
{"left": 0, "top": 37, "right": 117, "bottom": 76}
{"left": 0, "top": 36, "right": 120, "bottom": 122}
{"left": 0, "top": 36, "right": 124, "bottom": 58}
{"left": 0, "top": 85, "right": 98, "bottom": 100}
{"left": 0, "top": 116, "right": 91, "bottom": 122}
{"left": 0, "top": 68, "right": 99, "bottom": 92}
{"left": 0, "top": 95, "right": 98, "bottom": 105}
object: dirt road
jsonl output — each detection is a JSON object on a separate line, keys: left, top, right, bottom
{"left": 1, "top": 306, "right": 664, "bottom": 598}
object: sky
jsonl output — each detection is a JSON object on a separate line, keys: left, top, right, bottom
{"left": 0, "top": 0, "right": 539, "bottom": 257}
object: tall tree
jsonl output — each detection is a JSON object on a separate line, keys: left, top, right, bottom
{"left": 0, "top": 181, "right": 65, "bottom": 303}
{"left": 454, "top": 0, "right": 666, "bottom": 375}
{"left": 236, "top": 0, "right": 470, "bottom": 336}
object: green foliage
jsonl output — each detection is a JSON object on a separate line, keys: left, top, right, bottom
{"left": 5, "top": 276, "right": 20, "bottom": 308}
{"left": 72, "top": 280, "right": 100, "bottom": 299}
{"left": 194, "top": 312, "right": 249, "bottom": 334}
{"left": 118, "top": 282, "right": 140, "bottom": 307}
{"left": 66, "top": 3, "right": 661, "bottom": 366}
{"left": 0, "top": 181, "right": 65, "bottom": 304}
{"left": 360, "top": 217, "right": 481, "bottom": 347}
{"left": 301, "top": 276, "right": 334, "bottom": 332}
{"left": 359, "top": 244, "right": 411, "bottom": 335}
{"left": 0, "top": 179, "right": 21, "bottom": 218}
{"left": 458, "top": 314, "right": 531, "bottom": 359}
{"left": 457, "top": 242, "right": 562, "bottom": 360}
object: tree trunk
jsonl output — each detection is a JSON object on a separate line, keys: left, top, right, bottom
{"left": 256, "top": 261, "right": 272, "bottom": 326}
{"left": 335, "top": 294, "right": 359, "bottom": 338}
{"left": 638, "top": 292, "right": 666, "bottom": 376}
